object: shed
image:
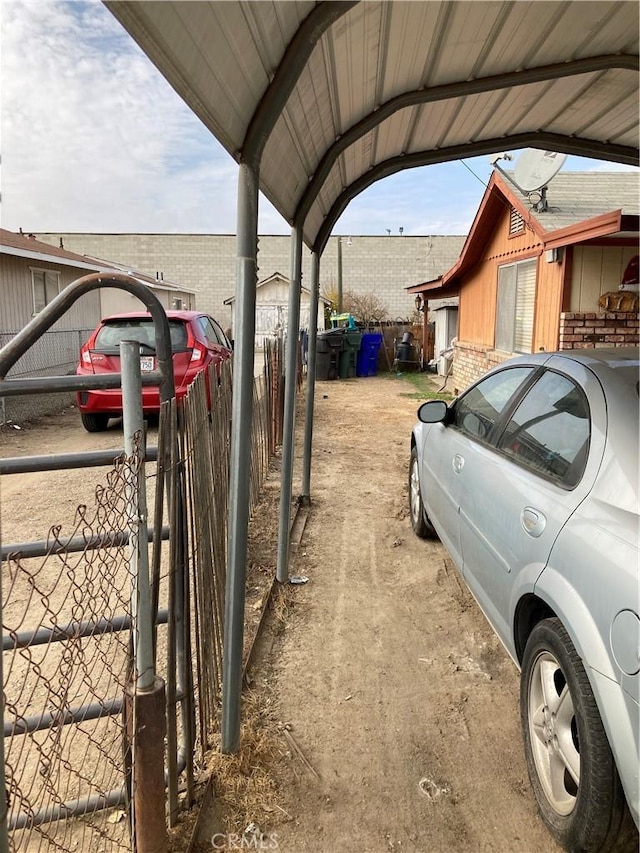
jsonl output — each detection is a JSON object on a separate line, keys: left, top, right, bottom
{"left": 224, "top": 272, "right": 330, "bottom": 349}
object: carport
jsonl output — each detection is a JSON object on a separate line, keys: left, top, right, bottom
{"left": 105, "top": 0, "right": 639, "bottom": 753}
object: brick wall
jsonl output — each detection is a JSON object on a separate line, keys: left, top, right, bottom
{"left": 559, "top": 312, "right": 639, "bottom": 349}
{"left": 451, "top": 341, "right": 512, "bottom": 394}
{"left": 452, "top": 312, "right": 639, "bottom": 394}
{"left": 34, "top": 233, "right": 465, "bottom": 331}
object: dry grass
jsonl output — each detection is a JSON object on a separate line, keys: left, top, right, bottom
{"left": 205, "top": 689, "right": 287, "bottom": 836}
{"left": 271, "top": 583, "right": 296, "bottom": 628}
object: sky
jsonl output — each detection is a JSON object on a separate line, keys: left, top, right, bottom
{"left": 2, "top": 0, "right": 637, "bottom": 239}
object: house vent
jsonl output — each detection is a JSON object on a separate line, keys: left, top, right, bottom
{"left": 509, "top": 207, "right": 524, "bottom": 235}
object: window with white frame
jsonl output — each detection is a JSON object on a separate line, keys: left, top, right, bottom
{"left": 31, "top": 268, "right": 61, "bottom": 313}
{"left": 495, "top": 259, "right": 537, "bottom": 354}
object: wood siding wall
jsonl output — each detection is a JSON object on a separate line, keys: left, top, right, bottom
{"left": 533, "top": 250, "right": 566, "bottom": 352}
{"left": 458, "top": 205, "right": 544, "bottom": 348}
{"left": 0, "top": 255, "right": 100, "bottom": 333}
{"left": 570, "top": 246, "right": 638, "bottom": 312}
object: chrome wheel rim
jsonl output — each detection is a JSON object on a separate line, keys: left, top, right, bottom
{"left": 409, "top": 457, "right": 422, "bottom": 524}
{"left": 528, "top": 651, "right": 580, "bottom": 816}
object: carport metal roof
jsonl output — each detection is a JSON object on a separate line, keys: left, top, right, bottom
{"left": 106, "top": 1, "right": 639, "bottom": 251}
{"left": 103, "top": 0, "right": 639, "bottom": 755}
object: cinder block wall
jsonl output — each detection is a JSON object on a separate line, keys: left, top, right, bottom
{"left": 35, "top": 233, "right": 464, "bottom": 330}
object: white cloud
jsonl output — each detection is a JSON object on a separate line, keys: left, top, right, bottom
{"left": 2, "top": 3, "right": 636, "bottom": 238}
{"left": 1, "top": 0, "right": 246, "bottom": 232}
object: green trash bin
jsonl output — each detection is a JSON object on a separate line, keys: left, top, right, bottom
{"left": 339, "top": 330, "right": 362, "bottom": 379}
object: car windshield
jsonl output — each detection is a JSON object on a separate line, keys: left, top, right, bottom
{"left": 94, "top": 319, "right": 188, "bottom": 352}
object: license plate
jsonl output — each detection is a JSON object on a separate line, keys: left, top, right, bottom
{"left": 140, "top": 356, "right": 154, "bottom": 372}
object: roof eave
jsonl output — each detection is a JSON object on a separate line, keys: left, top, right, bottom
{"left": 543, "top": 210, "right": 624, "bottom": 250}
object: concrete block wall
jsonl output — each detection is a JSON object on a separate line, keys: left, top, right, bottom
{"left": 559, "top": 312, "right": 639, "bottom": 349}
{"left": 34, "top": 233, "right": 464, "bottom": 331}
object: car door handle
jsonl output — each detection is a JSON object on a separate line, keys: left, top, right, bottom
{"left": 521, "top": 507, "right": 546, "bottom": 537}
{"left": 452, "top": 454, "right": 464, "bottom": 474}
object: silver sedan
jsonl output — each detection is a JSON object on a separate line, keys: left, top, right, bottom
{"left": 409, "top": 347, "right": 639, "bottom": 852}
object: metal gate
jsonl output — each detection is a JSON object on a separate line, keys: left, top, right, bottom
{"left": 0, "top": 274, "right": 189, "bottom": 852}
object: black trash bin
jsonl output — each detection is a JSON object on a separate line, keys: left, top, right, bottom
{"left": 315, "top": 329, "right": 344, "bottom": 380}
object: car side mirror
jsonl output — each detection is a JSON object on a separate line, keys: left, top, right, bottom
{"left": 417, "top": 399, "right": 448, "bottom": 423}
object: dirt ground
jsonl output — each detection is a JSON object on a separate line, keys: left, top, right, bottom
{"left": 228, "top": 374, "right": 561, "bottom": 853}
{"left": 0, "top": 377, "right": 562, "bottom": 853}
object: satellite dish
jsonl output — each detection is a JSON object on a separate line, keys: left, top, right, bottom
{"left": 514, "top": 149, "right": 567, "bottom": 192}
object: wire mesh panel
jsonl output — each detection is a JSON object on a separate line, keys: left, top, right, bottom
{"left": 2, "top": 461, "right": 135, "bottom": 853}
{"left": 0, "top": 330, "right": 93, "bottom": 425}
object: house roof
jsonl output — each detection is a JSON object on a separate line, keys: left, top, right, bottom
{"left": 409, "top": 170, "right": 640, "bottom": 295}
{"left": 105, "top": 1, "right": 639, "bottom": 253}
{"left": 0, "top": 228, "right": 108, "bottom": 273}
{"left": 223, "top": 271, "right": 330, "bottom": 305}
{"left": 0, "top": 228, "right": 196, "bottom": 295}
{"left": 505, "top": 170, "right": 640, "bottom": 232}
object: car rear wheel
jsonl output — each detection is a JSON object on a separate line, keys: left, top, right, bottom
{"left": 409, "top": 446, "right": 437, "bottom": 539}
{"left": 81, "top": 413, "right": 110, "bottom": 433}
{"left": 521, "top": 618, "right": 636, "bottom": 852}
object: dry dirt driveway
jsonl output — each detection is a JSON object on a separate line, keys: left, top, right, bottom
{"left": 247, "top": 373, "right": 561, "bottom": 853}
{"left": 0, "top": 376, "right": 561, "bottom": 853}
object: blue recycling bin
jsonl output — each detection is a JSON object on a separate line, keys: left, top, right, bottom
{"left": 356, "top": 332, "right": 383, "bottom": 377}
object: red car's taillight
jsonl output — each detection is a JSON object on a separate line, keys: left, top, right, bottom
{"left": 190, "top": 342, "right": 207, "bottom": 364}
{"left": 79, "top": 343, "right": 94, "bottom": 370}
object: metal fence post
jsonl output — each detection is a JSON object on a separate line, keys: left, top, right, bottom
{"left": 0, "top": 579, "right": 8, "bottom": 853}
{"left": 121, "top": 340, "right": 167, "bottom": 853}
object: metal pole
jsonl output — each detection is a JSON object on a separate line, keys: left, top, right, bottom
{"left": 221, "top": 161, "right": 259, "bottom": 753}
{"left": 301, "top": 252, "right": 320, "bottom": 501}
{"left": 276, "top": 226, "right": 304, "bottom": 583}
{"left": 0, "top": 561, "right": 7, "bottom": 853}
{"left": 337, "top": 236, "right": 343, "bottom": 313}
{"left": 122, "top": 341, "right": 154, "bottom": 692}
{"left": 121, "top": 341, "right": 167, "bottom": 853}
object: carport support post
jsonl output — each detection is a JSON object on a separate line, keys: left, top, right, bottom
{"left": 221, "top": 161, "right": 259, "bottom": 753}
{"left": 301, "top": 252, "right": 320, "bottom": 500}
{"left": 121, "top": 341, "right": 167, "bottom": 853}
{"left": 276, "top": 226, "right": 304, "bottom": 583}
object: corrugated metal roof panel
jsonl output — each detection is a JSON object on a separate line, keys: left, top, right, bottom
{"left": 105, "top": 0, "right": 639, "bottom": 249}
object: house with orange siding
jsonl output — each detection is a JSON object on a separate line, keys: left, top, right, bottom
{"left": 409, "top": 170, "right": 639, "bottom": 393}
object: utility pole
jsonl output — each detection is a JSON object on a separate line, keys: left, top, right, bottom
{"left": 337, "top": 236, "right": 343, "bottom": 313}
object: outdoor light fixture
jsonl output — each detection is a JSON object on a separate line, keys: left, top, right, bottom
{"left": 415, "top": 294, "right": 423, "bottom": 311}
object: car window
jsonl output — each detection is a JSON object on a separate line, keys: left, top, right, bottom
{"left": 209, "top": 316, "right": 231, "bottom": 349}
{"left": 453, "top": 367, "right": 534, "bottom": 441}
{"left": 95, "top": 320, "right": 188, "bottom": 351}
{"left": 197, "top": 316, "right": 224, "bottom": 347}
{"left": 497, "top": 370, "right": 590, "bottom": 488}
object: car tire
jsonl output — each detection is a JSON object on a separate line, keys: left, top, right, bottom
{"left": 81, "top": 413, "right": 110, "bottom": 433}
{"left": 521, "top": 617, "right": 636, "bottom": 852}
{"left": 409, "top": 445, "right": 437, "bottom": 539}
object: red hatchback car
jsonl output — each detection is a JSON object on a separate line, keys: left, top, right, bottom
{"left": 76, "top": 310, "right": 232, "bottom": 431}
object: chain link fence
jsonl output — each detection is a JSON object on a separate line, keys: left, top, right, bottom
{"left": 3, "top": 458, "right": 137, "bottom": 852}
{"left": 2, "top": 338, "right": 290, "bottom": 851}
{"left": 0, "top": 330, "right": 92, "bottom": 425}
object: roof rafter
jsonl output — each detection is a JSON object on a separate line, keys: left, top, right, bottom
{"left": 314, "top": 131, "right": 639, "bottom": 253}
{"left": 297, "top": 53, "right": 639, "bottom": 228}
{"left": 243, "top": 1, "right": 357, "bottom": 165}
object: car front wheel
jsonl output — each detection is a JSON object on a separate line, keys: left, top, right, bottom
{"left": 409, "top": 446, "right": 436, "bottom": 539}
{"left": 81, "top": 412, "right": 110, "bottom": 433}
{"left": 521, "top": 618, "right": 636, "bottom": 852}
